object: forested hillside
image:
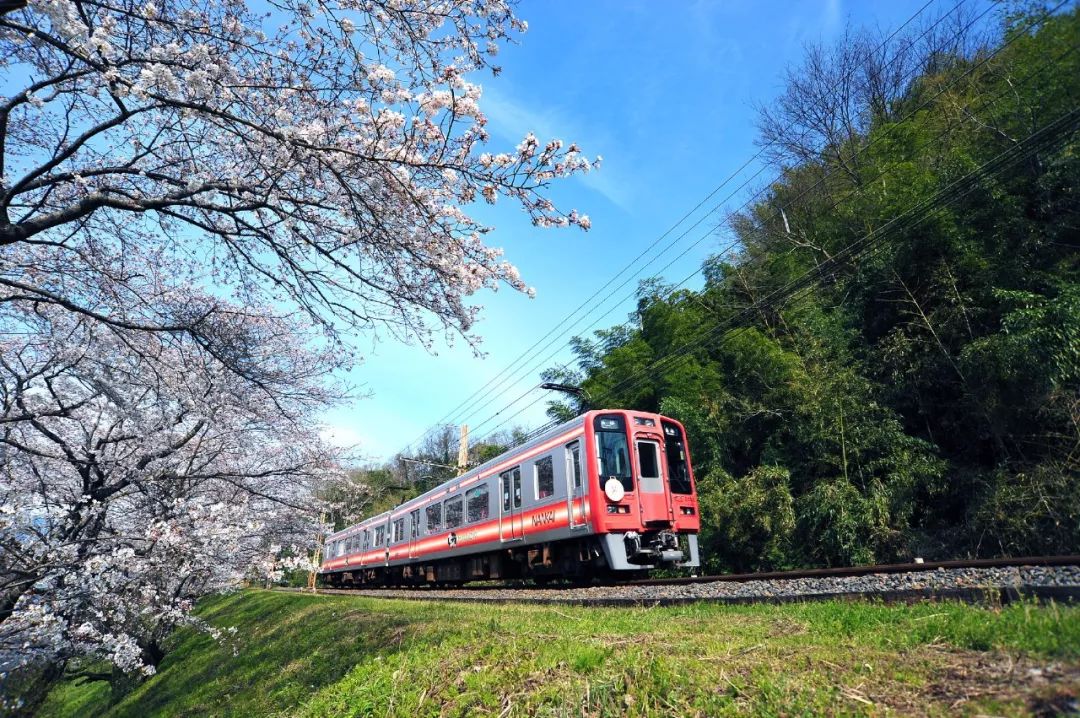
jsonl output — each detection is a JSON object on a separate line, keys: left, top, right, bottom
{"left": 544, "top": 6, "right": 1080, "bottom": 572}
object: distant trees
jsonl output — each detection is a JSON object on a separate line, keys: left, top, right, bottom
{"left": 336, "top": 425, "right": 530, "bottom": 527}
{"left": 0, "top": 0, "right": 591, "bottom": 701}
{"left": 550, "top": 6, "right": 1080, "bottom": 570}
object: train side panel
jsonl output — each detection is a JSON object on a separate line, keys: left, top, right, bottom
{"left": 320, "top": 409, "right": 701, "bottom": 583}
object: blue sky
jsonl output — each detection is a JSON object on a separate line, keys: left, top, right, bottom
{"left": 322, "top": 0, "right": 992, "bottom": 461}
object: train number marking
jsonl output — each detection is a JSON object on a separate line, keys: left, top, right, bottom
{"left": 531, "top": 510, "right": 556, "bottom": 527}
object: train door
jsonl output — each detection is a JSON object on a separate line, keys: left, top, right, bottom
{"left": 408, "top": 509, "right": 420, "bottom": 559}
{"left": 384, "top": 517, "right": 391, "bottom": 565}
{"left": 500, "top": 468, "right": 524, "bottom": 541}
{"left": 635, "top": 437, "right": 674, "bottom": 524}
{"left": 565, "top": 441, "right": 587, "bottom": 530}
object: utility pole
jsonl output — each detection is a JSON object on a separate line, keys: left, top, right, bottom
{"left": 307, "top": 512, "right": 325, "bottom": 593}
{"left": 457, "top": 424, "right": 469, "bottom": 475}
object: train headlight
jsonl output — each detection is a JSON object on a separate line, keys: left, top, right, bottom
{"left": 604, "top": 478, "right": 625, "bottom": 502}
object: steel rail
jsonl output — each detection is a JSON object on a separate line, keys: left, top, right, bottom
{"left": 279, "top": 555, "right": 1080, "bottom": 607}
{"left": 621, "top": 554, "right": 1080, "bottom": 587}
{"left": 276, "top": 584, "right": 1080, "bottom": 609}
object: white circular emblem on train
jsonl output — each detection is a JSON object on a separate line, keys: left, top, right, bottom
{"left": 604, "top": 478, "right": 625, "bottom": 502}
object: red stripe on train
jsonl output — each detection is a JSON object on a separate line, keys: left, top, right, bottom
{"left": 325, "top": 428, "right": 586, "bottom": 546}
{"left": 322, "top": 497, "right": 588, "bottom": 570}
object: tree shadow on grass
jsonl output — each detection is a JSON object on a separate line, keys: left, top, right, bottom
{"left": 66, "top": 591, "right": 449, "bottom": 718}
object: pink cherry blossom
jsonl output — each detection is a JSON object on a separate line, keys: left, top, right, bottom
{"left": 0, "top": 0, "right": 596, "bottom": 685}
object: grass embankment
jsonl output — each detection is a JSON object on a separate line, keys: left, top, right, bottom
{"left": 40, "top": 590, "right": 1080, "bottom": 717}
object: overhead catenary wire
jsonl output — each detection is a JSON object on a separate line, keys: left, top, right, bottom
{"left": 463, "top": 0, "right": 1054, "bottom": 445}
{"left": 590, "top": 105, "right": 1080, "bottom": 411}
{"left": 475, "top": 107, "right": 1080, "bottom": 446}
{"left": 469, "top": 41, "right": 1080, "bottom": 447}
{"left": 397, "top": 0, "right": 954, "bottom": 453}
{"left": 419, "top": 4, "right": 989, "bottom": 449}
{"left": 411, "top": 0, "right": 956, "bottom": 447}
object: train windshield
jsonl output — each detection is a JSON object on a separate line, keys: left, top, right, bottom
{"left": 595, "top": 414, "right": 633, "bottom": 492}
{"left": 663, "top": 421, "right": 693, "bottom": 494}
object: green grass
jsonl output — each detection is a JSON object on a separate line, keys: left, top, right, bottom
{"left": 39, "top": 591, "right": 1080, "bottom": 717}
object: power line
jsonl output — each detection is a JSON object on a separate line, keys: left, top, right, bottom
{"left": 463, "top": 0, "right": 1030, "bottom": 441}
{"left": 478, "top": 105, "right": 1080, "bottom": 445}
{"left": 590, "top": 106, "right": 1080, "bottom": 410}
{"left": 398, "top": 0, "right": 953, "bottom": 452}
{"left": 469, "top": 23, "right": 1078, "bottom": 445}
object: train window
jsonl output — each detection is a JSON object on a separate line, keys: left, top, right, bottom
{"left": 410, "top": 509, "right": 420, "bottom": 538}
{"left": 637, "top": 441, "right": 660, "bottom": 479}
{"left": 500, "top": 471, "right": 511, "bottom": 511}
{"left": 567, "top": 442, "right": 582, "bottom": 490}
{"left": 513, "top": 467, "right": 522, "bottom": 508}
{"left": 663, "top": 421, "right": 693, "bottom": 494}
{"left": 345, "top": 536, "right": 354, "bottom": 554}
{"left": 535, "top": 456, "right": 554, "bottom": 499}
{"left": 374, "top": 525, "right": 385, "bottom": 547}
{"left": 426, "top": 503, "right": 442, "bottom": 533}
{"left": 466, "top": 484, "right": 489, "bottom": 523}
{"left": 392, "top": 518, "right": 405, "bottom": 543}
{"left": 444, "top": 495, "right": 463, "bottom": 529}
{"left": 596, "top": 428, "right": 633, "bottom": 492}
{"left": 363, "top": 530, "right": 370, "bottom": 549}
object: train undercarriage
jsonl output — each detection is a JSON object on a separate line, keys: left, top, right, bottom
{"left": 321, "top": 537, "right": 613, "bottom": 588}
{"left": 319, "top": 531, "right": 698, "bottom": 588}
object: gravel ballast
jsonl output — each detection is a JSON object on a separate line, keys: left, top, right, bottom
{"left": 314, "top": 565, "right": 1080, "bottom": 605}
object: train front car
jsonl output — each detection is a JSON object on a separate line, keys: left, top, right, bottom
{"left": 586, "top": 410, "right": 701, "bottom": 572}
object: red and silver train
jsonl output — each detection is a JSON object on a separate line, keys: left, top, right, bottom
{"left": 320, "top": 410, "right": 700, "bottom": 585}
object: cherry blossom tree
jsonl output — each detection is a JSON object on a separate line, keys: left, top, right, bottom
{"left": 0, "top": 0, "right": 593, "bottom": 697}
{"left": 0, "top": 0, "right": 595, "bottom": 355}
{"left": 0, "top": 1, "right": 594, "bottom": 703}
{"left": 0, "top": 297, "right": 341, "bottom": 698}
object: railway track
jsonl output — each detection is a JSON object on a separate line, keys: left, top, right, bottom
{"left": 277, "top": 555, "right": 1080, "bottom": 608}
{"left": 623, "top": 554, "right": 1080, "bottom": 586}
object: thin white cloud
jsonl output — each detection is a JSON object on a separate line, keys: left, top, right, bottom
{"left": 823, "top": 0, "right": 843, "bottom": 35}
{"left": 319, "top": 422, "right": 370, "bottom": 452}
{"left": 480, "top": 86, "right": 635, "bottom": 210}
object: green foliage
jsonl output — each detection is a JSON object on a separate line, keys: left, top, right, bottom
{"left": 968, "top": 464, "right": 1080, "bottom": 556}
{"left": 696, "top": 465, "right": 796, "bottom": 572}
{"left": 547, "top": 8, "right": 1080, "bottom": 567}
{"left": 962, "top": 283, "right": 1080, "bottom": 392}
{"left": 795, "top": 479, "right": 892, "bottom": 567}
